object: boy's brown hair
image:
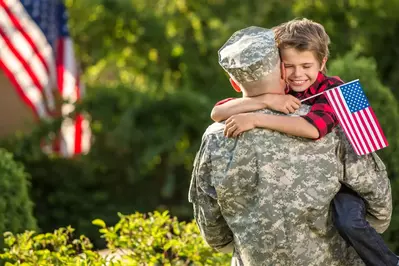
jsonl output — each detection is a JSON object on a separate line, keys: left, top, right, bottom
{"left": 273, "top": 18, "right": 330, "bottom": 73}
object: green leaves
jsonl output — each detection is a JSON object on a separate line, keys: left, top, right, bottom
{"left": 92, "top": 219, "right": 106, "bottom": 228}
{"left": 0, "top": 149, "right": 36, "bottom": 249}
{"left": 0, "top": 227, "right": 107, "bottom": 265}
{"left": 93, "top": 211, "right": 231, "bottom": 265}
{"left": 0, "top": 211, "right": 230, "bottom": 265}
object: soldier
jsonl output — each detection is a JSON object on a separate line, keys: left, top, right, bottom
{"left": 188, "top": 26, "right": 392, "bottom": 266}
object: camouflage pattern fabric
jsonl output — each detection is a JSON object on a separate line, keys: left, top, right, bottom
{"left": 218, "top": 26, "right": 279, "bottom": 84}
{"left": 188, "top": 105, "right": 392, "bottom": 266}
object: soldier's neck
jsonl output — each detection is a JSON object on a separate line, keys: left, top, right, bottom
{"left": 241, "top": 78, "right": 284, "bottom": 97}
{"left": 242, "top": 87, "right": 284, "bottom": 97}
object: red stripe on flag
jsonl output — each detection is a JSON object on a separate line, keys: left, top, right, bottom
{"left": 56, "top": 39, "right": 65, "bottom": 94}
{"left": 325, "top": 89, "right": 361, "bottom": 155}
{"left": 358, "top": 110, "right": 380, "bottom": 151}
{"left": 359, "top": 110, "right": 381, "bottom": 150}
{"left": 334, "top": 89, "right": 366, "bottom": 154}
{"left": 352, "top": 111, "right": 372, "bottom": 154}
{"left": 74, "top": 114, "right": 83, "bottom": 154}
{"left": 325, "top": 83, "right": 388, "bottom": 155}
{"left": 74, "top": 78, "right": 82, "bottom": 154}
{"left": 0, "top": 28, "right": 46, "bottom": 96}
{"left": 1, "top": 2, "right": 50, "bottom": 74}
{"left": 363, "top": 110, "right": 384, "bottom": 148}
{"left": 368, "top": 108, "right": 389, "bottom": 147}
{"left": 0, "top": 59, "right": 39, "bottom": 119}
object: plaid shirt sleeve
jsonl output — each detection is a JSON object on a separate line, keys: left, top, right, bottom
{"left": 302, "top": 94, "right": 338, "bottom": 138}
{"left": 302, "top": 77, "right": 344, "bottom": 139}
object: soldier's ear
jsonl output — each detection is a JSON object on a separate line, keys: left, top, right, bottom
{"left": 229, "top": 78, "right": 241, "bottom": 92}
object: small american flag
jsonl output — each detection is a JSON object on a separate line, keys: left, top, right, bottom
{"left": 0, "top": 0, "right": 91, "bottom": 157}
{"left": 325, "top": 80, "right": 388, "bottom": 155}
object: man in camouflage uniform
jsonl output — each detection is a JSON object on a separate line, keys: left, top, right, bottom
{"left": 188, "top": 26, "right": 392, "bottom": 266}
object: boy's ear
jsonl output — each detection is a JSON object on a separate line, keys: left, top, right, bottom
{"left": 280, "top": 62, "right": 286, "bottom": 81}
{"left": 229, "top": 78, "right": 241, "bottom": 92}
{"left": 321, "top": 57, "right": 328, "bottom": 71}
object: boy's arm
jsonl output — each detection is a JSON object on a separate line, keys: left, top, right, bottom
{"left": 211, "top": 97, "right": 266, "bottom": 122}
{"left": 224, "top": 113, "right": 319, "bottom": 139}
{"left": 301, "top": 94, "right": 338, "bottom": 139}
{"left": 211, "top": 94, "right": 301, "bottom": 122}
{"left": 254, "top": 114, "right": 319, "bottom": 139}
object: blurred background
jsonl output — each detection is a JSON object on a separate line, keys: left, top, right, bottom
{"left": 1, "top": 0, "right": 399, "bottom": 251}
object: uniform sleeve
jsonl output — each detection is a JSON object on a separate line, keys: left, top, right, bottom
{"left": 302, "top": 95, "right": 338, "bottom": 139}
{"left": 337, "top": 133, "right": 392, "bottom": 233}
{"left": 188, "top": 136, "right": 234, "bottom": 252}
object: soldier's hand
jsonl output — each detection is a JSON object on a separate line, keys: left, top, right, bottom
{"left": 258, "top": 94, "right": 301, "bottom": 114}
{"left": 224, "top": 113, "right": 256, "bottom": 138}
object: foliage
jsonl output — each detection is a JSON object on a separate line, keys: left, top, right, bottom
{"left": 3, "top": 0, "right": 399, "bottom": 254}
{"left": 64, "top": 0, "right": 293, "bottom": 99}
{"left": 0, "top": 227, "right": 107, "bottom": 266}
{"left": 1, "top": 87, "right": 213, "bottom": 248}
{"left": 0, "top": 211, "right": 231, "bottom": 265}
{"left": 290, "top": 0, "right": 399, "bottom": 99}
{"left": 0, "top": 149, "right": 36, "bottom": 244}
{"left": 94, "top": 211, "right": 231, "bottom": 265}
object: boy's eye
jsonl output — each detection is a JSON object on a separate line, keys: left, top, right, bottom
{"left": 284, "top": 65, "right": 293, "bottom": 68}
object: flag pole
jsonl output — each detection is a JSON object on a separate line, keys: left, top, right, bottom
{"left": 300, "top": 79, "right": 359, "bottom": 102}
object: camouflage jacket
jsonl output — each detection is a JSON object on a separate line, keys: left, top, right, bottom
{"left": 188, "top": 106, "right": 392, "bottom": 266}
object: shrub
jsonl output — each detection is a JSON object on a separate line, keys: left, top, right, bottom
{"left": 0, "top": 211, "right": 231, "bottom": 265}
{"left": 93, "top": 211, "right": 231, "bottom": 265}
{"left": 0, "top": 227, "right": 107, "bottom": 266}
{"left": 0, "top": 148, "right": 36, "bottom": 239}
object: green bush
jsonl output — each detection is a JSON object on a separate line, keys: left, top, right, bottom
{"left": 1, "top": 87, "right": 213, "bottom": 248}
{"left": 0, "top": 227, "right": 106, "bottom": 266}
{"left": 0, "top": 148, "right": 36, "bottom": 240}
{"left": 0, "top": 211, "right": 231, "bottom": 265}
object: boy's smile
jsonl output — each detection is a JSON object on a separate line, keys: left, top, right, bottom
{"left": 280, "top": 48, "right": 326, "bottom": 92}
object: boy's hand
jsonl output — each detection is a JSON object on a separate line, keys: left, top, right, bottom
{"left": 224, "top": 113, "right": 257, "bottom": 138}
{"left": 259, "top": 94, "right": 301, "bottom": 114}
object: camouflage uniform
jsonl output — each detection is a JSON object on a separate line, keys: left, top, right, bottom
{"left": 188, "top": 26, "right": 392, "bottom": 266}
{"left": 189, "top": 106, "right": 391, "bottom": 266}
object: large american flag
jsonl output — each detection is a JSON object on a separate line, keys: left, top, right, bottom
{"left": 0, "top": 0, "right": 91, "bottom": 157}
{"left": 325, "top": 80, "right": 388, "bottom": 155}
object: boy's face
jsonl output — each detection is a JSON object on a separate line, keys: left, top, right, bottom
{"left": 280, "top": 48, "right": 326, "bottom": 92}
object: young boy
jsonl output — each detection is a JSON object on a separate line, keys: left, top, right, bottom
{"left": 212, "top": 18, "right": 398, "bottom": 266}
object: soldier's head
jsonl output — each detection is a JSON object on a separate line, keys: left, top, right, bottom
{"left": 218, "top": 26, "right": 286, "bottom": 97}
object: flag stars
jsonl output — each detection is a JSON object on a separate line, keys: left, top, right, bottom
{"left": 341, "top": 81, "right": 370, "bottom": 113}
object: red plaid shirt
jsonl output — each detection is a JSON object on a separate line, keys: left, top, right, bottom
{"left": 288, "top": 72, "right": 344, "bottom": 138}
{"left": 215, "top": 72, "right": 344, "bottom": 138}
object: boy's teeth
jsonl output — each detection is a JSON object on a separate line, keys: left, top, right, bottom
{"left": 292, "top": 81, "right": 305, "bottom": 85}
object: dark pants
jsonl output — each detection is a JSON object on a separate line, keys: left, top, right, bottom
{"left": 333, "top": 185, "right": 398, "bottom": 266}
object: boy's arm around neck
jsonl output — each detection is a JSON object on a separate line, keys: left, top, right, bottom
{"left": 253, "top": 113, "right": 320, "bottom": 139}
{"left": 211, "top": 94, "right": 301, "bottom": 122}
{"left": 211, "top": 97, "right": 266, "bottom": 122}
